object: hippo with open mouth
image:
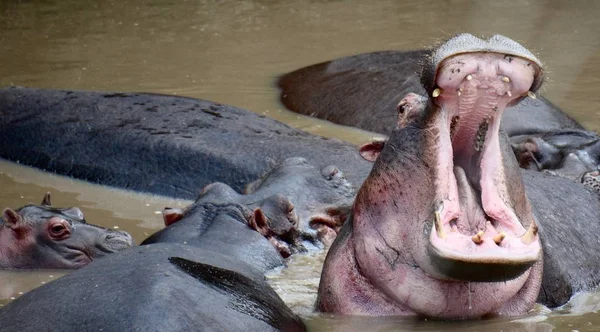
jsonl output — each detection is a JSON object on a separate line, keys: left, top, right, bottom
{"left": 317, "top": 34, "right": 545, "bottom": 319}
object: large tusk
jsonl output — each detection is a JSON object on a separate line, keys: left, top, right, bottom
{"left": 520, "top": 219, "right": 539, "bottom": 245}
{"left": 433, "top": 202, "right": 445, "bottom": 239}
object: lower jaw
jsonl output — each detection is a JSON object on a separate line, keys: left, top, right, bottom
{"left": 426, "top": 243, "right": 535, "bottom": 282}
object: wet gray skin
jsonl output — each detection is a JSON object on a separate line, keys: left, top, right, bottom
{"left": 0, "top": 193, "right": 134, "bottom": 269}
{"left": 149, "top": 157, "right": 355, "bottom": 258}
{"left": 512, "top": 130, "right": 600, "bottom": 182}
{"left": 317, "top": 34, "right": 545, "bottom": 319}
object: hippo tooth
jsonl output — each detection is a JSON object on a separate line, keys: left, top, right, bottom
{"left": 432, "top": 88, "right": 442, "bottom": 98}
{"left": 466, "top": 74, "right": 473, "bottom": 81}
{"left": 471, "top": 231, "right": 484, "bottom": 244}
{"left": 457, "top": 91, "right": 462, "bottom": 97}
{"left": 502, "top": 76, "right": 510, "bottom": 83}
{"left": 520, "top": 220, "right": 539, "bottom": 245}
{"left": 506, "top": 90, "right": 512, "bottom": 97}
{"left": 493, "top": 232, "right": 506, "bottom": 245}
{"left": 434, "top": 203, "right": 445, "bottom": 239}
{"left": 527, "top": 91, "right": 537, "bottom": 99}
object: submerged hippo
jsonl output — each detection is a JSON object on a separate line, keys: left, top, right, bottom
{"left": 278, "top": 47, "right": 581, "bottom": 138}
{"left": 317, "top": 34, "right": 546, "bottom": 319}
{"left": 143, "top": 157, "right": 354, "bottom": 260}
{"left": 0, "top": 193, "right": 134, "bottom": 269}
{"left": 0, "top": 87, "right": 370, "bottom": 199}
{"left": 512, "top": 130, "right": 600, "bottom": 183}
{"left": 0, "top": 243, "right": 306, "bottom": 332}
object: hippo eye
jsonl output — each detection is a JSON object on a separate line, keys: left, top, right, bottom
{"left": 48, "top": 221, "right": 71, "bottom": 240}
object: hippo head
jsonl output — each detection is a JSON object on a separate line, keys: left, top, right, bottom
{"left": 330, "top": 34, "right": 544, "bottom": 318}
{"left": 0, "top": 193, "right": 134, "bottom": 269}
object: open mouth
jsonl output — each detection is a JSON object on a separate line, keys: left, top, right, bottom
{"left": 427, "top": 51, "right": 543, "bottom": 282}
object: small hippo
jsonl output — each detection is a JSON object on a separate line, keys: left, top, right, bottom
{"left": 317, "top": 34, "right": 545, "bottom": 319}
{"left": 0, "top": 193, "right": 134, "bottom": 269}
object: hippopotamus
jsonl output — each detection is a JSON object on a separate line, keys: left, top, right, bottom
{"left": 278, "top": 37, "right": 597, "bottom": 179}
{"left": 0, "top": 87, "right": 370, "bottom": 199}
{"left": 141, "top": 198, "right": 286, "bottom": 272}
{"left": 278, "top": 48, "right": 582, "bottom": 139}
{"left": 316, "top": 33, "right": 566, "bottom": 319}
{"left": 0, "top": 243, "right": 305, "bottom": 332}
{"left": 0, "top": 193, "right": 134, "bottom": 269}
{"left": 512, "top": 130, "right": 600, "bottom": 182}
{"left": 143, "top": 157, "right": 354, "bottom": 259}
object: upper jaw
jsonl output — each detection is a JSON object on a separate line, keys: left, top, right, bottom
{"left": 421, "top": 45, "right": 543, "bottom": 282}
{"left": 421, "top": 33, "right": 544, "bottom": 96}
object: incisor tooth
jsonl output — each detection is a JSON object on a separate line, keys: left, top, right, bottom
{"left": 493, "top": 232, "right": 506, "bottom": 245}
{"left": 527, "top": 91, "right": 537, "bottom": 99}
{"left": 472, "top": 231, "right": 484, "bottom": 244}
{"left": 506, "top": 90, "right": 512, "bottom": 97}
{"left": 432, "top": 88, "right": 442, "bottom": 98}
{"left": 466, "top": 75, "right": 472, "bottom": 81}
{"left": 502, "top": 76, "right": 510, "bottom": 83}
{"left": 521, "top": 220, "right": 538, "bottom": 245}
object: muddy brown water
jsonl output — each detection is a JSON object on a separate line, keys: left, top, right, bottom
{"left": 1, "top": 0, "right": 599, "bottom": 330}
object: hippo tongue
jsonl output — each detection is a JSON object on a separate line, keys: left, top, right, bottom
{"left": 454, "top": 166, "right": 486, "bottom": 234}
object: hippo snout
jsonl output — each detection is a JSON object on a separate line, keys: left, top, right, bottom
{"left": 100, "top": 230, "right": 135, "bottom": 252}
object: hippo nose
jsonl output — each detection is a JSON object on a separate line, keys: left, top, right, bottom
{"left": 105, "top": 230, "right": 135, "bottom": 246}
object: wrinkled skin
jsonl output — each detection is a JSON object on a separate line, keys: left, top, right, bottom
{"left": 317, "top": 34, "right": 545, "bottom": 319}
{"left": 0, "top": 193, "right": 134, "bottom": 269}
{"left": 0, "top": 243, "right": 306, "bottom": 332}
{"left": 143, "top": 157, "right": 355, "bottom": 259}
{"left": 0, "top": 87, "right": 370, "bottom": 199}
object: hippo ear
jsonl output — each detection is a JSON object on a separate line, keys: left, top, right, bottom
{"left": 248, "top": 208, "right": 271, "bottom": 237}
{"left": 41, "top": 192, "right": 52, "bottom": 206}
{"left": 163, "top": 207, "right": 184, "bottom": 227}
{"left": 359, "top": 140, "right": 386, "bottom": 162}
{"left": 2, "top": 208, "right": 22, "bottom": 229}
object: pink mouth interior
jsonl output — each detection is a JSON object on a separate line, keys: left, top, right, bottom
{"left": 428, "top": 52, "right": 541, "bottom": 264}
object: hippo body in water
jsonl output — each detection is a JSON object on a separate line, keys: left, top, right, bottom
{"left": 0, "top": 87, "right": 370, "bottom": 199}
{"left": 0, "top": 193, "right": 134, "bottom": 269}
{"left": 141, "top": 197, "right": 286, "bottom": 273}
{"left": 0, "top": 243, "right": 306, "bottom": 332}
{"left": 317, "top": 34, "right": 556, "bottom": 319}
{"left": 143, "top": 157, "right": 354, "bottom": 259}
{"left": 278, "top": 49, "right": 582, "bottom": 138}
